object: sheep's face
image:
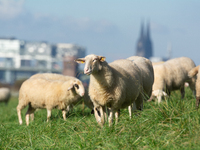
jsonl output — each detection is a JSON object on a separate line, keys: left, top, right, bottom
{"left": 75, "top": 54, "right": 106, "bottom": 75}
{"left": 68, "top": 80, "right": 85, "bottom": 97}
{"left": 152, "top": 90, "right": 168, "bottom": 99}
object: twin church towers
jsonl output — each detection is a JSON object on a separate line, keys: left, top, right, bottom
{"left": 135, "top": 21, "right": 153, "bottom": 59}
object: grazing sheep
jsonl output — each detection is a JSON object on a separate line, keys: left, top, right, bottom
{"left": 17, "top": 78, "right": 85, "bottom": 125}
{"left": 127, "top": 56, "right": 154, "bottom": 117}
{"left": 188, "top": 65, "right": 200, "bottom": 109}
{"left": 148, "top": 57, "right": 196, "bottom": 103}
{"left": 30, "top": 73, "right": 93, "bottom": 111}
{"left": 0, "top": 87, "right": 11, "bottom": 105}
{"left": 75, "top": 54, "right": 143, "bottom": 126}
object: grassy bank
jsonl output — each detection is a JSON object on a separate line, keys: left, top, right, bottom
{"left": 0, "top": 88, "right": 200, "bottom": 149}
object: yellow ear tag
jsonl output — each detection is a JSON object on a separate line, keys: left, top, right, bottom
{"left": 100, "top": 57, "right": 105, "bottom": 62}
{"left": 81, "top": 61, "right": 85, "bottom": 63}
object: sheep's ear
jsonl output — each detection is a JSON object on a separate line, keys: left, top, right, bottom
{"left": 162, "top": 91, "right": 168, "bottom": 97}
{"left": 99, "top": 56, "right": 106, "bottom": 62}
{"left": 75, "top": 58, "right": 85, "bottom": 64}
{"left": 67, "top": 84, "right": 74, "bottom": 91}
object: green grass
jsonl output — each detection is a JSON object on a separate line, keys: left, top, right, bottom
{"left": 1, "top": 88, "right": 200, "bottom": 149}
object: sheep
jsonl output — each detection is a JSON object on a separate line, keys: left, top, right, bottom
{"left": 152, "top": 61, "right": 191, "bottom": 89}
{"left": 75, "top": 54, "right": 143, "bottom": 126}
{"left": 152, "top": 61, "right": 164, "bottom": 66}
{"left": 127, "top": 56, "right": 154, "bottom": 117}
{"left": 127, "top": 56, "right": 154, "bottom": 100}
{"left": 30, "top": 73, "right": 93, "bottom": 111}
{"left": 16, "top": 77, "right": 85, "bottom": 125}
{"left": 0, "top": 87, "right": 11, "bottom": 105}
{"left": 188, "top": 65, "right": 200, "bottom": 109}
{"left": 148, "top": 57, "right": 196, "bottom": 103}
{"left": 30, "top": 73, "right": 74, "bottom": 81}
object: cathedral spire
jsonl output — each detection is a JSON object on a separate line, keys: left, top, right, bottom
{"left": 135, "top": 20, "right": 153, "bottom": 59}
{"left": 140, "top": 21, "right": 144, "bottom": 39}
{"left": 146, "top": 20, "right": 150, "bottom": 39}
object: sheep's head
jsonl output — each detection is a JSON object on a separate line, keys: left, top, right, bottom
{"left": 67, "top": 80, "right": 85, "bottom": 97}
{"left": 75, "top": 54, "right": 106, "bottom": 75}
{"left": 152, "top": 90, "right": 168, "bottom": 98}
{"left": 148, "top": 90, "right": 168, "bottom": 103}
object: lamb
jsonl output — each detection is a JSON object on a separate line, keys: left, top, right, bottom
{"left": 188, "top": 65, "right": 200, "bottom": 109}
{"left": 30, "top": 73, "right": 93, "bottom": 111}
{"left": 148, "top": 57, "right": 196, "bottom": 103}
{"left": 75, "top": 54, "right": 143, "bottom": 126}
{"left": 0, "top": 87, "right": 11, "bottom": 105}
{"left": 127, "top": 56, "right": 154, "bottom": 116}
{"left": 17, "top": 77, "right": 85, "bottom": 125}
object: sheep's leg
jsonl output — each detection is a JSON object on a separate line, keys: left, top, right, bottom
{"left": 100, "top": 106, "right": 105, "bottom": 125}
{"left": 132, "top": 101, "right": 137, "bottom": 111}
{"left": 103, "top": 107, "right": 108, "bottom": 122}
{"left": 115, "top": 109, "right": 120, "bottom": 125}
{"left": 17, "top": 102, "right": 28, "bottom": 125}
{"left": 180, "top": 86, "right": 185, "bottom": 99}
{"left": 62, "top": 109, "right": 67, "bottom": 120}
{"left": 108, "top": 108, "right": 114, "bottom": 126}
{"left": 47, "top": 109, "right": 52, "bottom": 122}
{"left": 17, "top": 105, "right": 23, "bottom": 125}
{"left": 128, "top": 105, "right": 132, "bottom": 119}
{"left": 66, "top": 105, "right": 70, "bottom": 114}
{"left": 30, "top": 108, "right": 36, "bottom": 122}
{"left": 30, "top": 113, "right": 34, "bottom": 121}
{"left": 25, "top": 105, "right": 35, "bottom": 126}
{"left": 94, "top": 106, "right": 104, "bottom": 127}
{"left": 196, "top": 96, "right": 200, "bottom": 109}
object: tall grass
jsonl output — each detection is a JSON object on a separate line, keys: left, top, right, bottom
{"left": 0, "top": 88, "right": 200, "bottom": 149}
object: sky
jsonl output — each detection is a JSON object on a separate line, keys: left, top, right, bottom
{"left": 0, "top": 0, "right": 200, "bottom": 65}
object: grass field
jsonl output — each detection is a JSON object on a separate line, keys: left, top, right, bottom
{"left": 1, "top": 88, "right": 200, "bottom": 149}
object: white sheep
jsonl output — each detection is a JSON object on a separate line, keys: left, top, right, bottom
{"left": 30, "top": 73, "right": 93, "bottom": 111}
{"left": 188, "top": 65, "right": 200, "bottom": 109}
{"left": 75, "top": 54, "right": 143, "bottom": 126}
{"left": 148, "top": 57, "right": 196, "bottom": 103}
{"left": 0, "top": 87, "right": 11, "bottom": 105}
{"left": 127, "top": 56, "right": 154, "bottom": 117}
{"left": 127, "top": 56, "right": 154, "bottom": 100}
{"left": 30, "top": 73, "right": 75, "bottom": 81}
{"left": 152, "top": 61, "right": 164, "bottom": 66}
{"left": 17, "top": 77, "right": 85, "bottom": 125}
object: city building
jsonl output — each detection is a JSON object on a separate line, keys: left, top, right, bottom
{"left": 0, "top": 38, "right": 86, "bottom": 84}
{"left": 56, "top": 43, "right": 85, "bottom": 77}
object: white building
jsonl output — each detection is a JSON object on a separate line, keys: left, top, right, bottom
{"left": 0, "top": 38, "right": 85, "bottom": 84}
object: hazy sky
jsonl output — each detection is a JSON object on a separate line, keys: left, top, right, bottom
{"left": 0, "top": 0, "right": 200, "bottom": 64}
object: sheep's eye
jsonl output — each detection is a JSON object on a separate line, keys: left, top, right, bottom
{"left": 74, "top": 84, "right": 79, "bottom": 89}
